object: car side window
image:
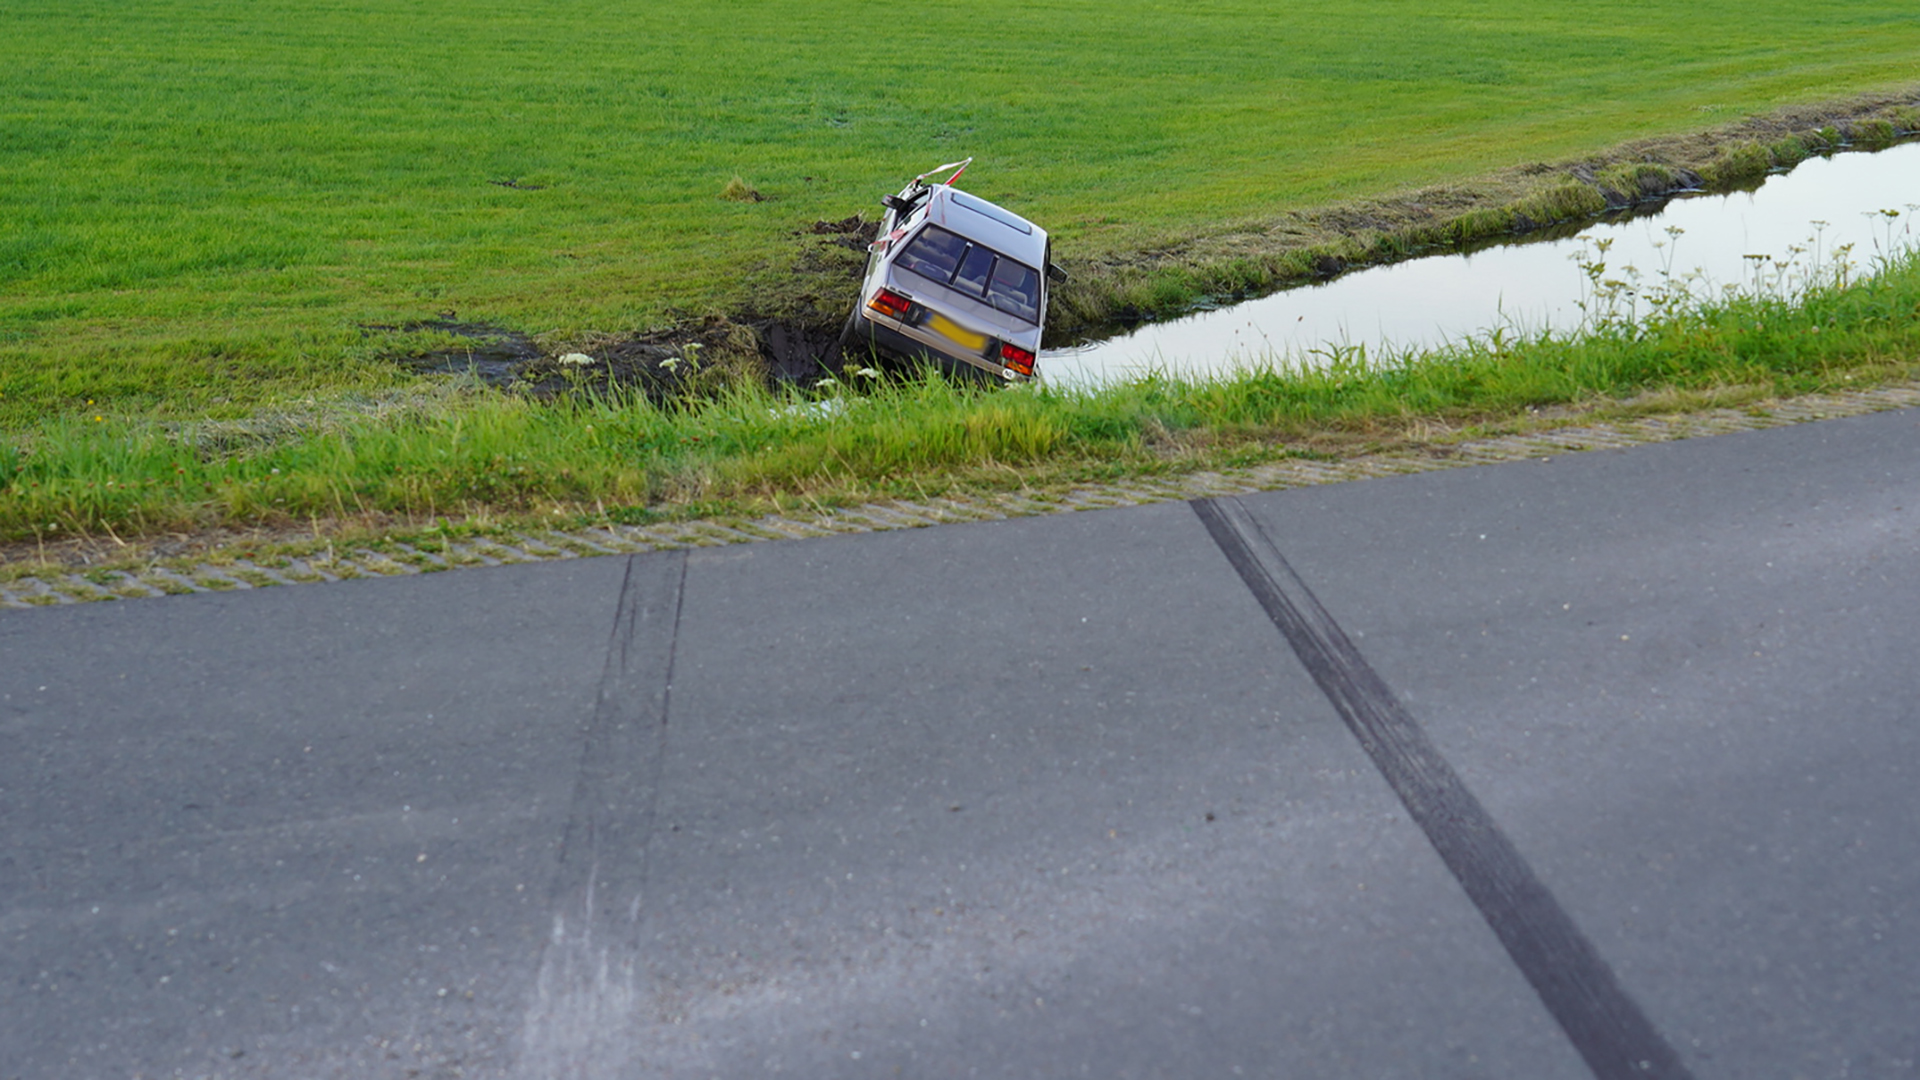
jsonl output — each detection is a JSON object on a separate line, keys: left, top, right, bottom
{"left": 896, "top": 226, "right": 966, "bottom": 284}
{"left": 986, "top": 259, "right": 1040, "bottom": 322}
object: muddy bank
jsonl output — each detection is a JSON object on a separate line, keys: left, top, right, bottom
{"left": 383, "top": 319, "right": 544, "bottom": 385}
{"left": 382, "top": 217, "right": 876, "bottom": 397}
{"left": 383, "top": 313, "right": 842, "bottom": 399}
{"left": 388, "top": 91, "right": 1918, "bottom": 393}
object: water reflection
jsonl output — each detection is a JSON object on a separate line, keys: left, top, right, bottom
{"left": 1045, "top": 141, "right": 1920, "bottom": 385}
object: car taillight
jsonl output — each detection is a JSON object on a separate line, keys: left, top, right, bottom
{"left": 867, "top": 288, "right": 913, "bottom": 320}
{"left": 999, "top": 343, "right": 1035, "bottom": 376}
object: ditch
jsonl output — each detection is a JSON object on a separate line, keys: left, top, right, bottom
{"left": 1045, "top": 140, "right": 1920, "bottom": 385}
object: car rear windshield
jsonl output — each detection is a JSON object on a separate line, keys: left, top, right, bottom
{"left": 894, "top": 225, "right": 1040, "bottom": 324}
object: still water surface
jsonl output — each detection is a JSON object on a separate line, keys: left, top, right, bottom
{"left": 1044, "top": 141, "right": 1920, "bottom": 385}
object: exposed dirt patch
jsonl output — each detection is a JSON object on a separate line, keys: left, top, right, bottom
{"left": 385, "top": 218, "right": 878, "bottom": 395}
{"left": 380, "top": 315, "right": 839, "bottom": 398}
{"left": 801, "top": 214, "right": 881, "bottom": 251}
{"left": 380, "top": 320, "right": 544, "bottom": 386}
{"left": 514, "top": 319, "right": 776, "bottom": 397}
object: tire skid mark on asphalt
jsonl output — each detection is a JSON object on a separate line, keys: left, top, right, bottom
{"left": 1193, "top": 495, "right": 1695, "bottom": 1080}
{"left": 518, "top": 550, "right": 689, "bottom": 1078}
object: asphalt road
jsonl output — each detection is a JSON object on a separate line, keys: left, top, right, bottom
{"left": 5, "top": 407, "right": 1918, "bottom": 1080}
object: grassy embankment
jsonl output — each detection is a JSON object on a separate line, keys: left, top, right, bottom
{"left": 9, "top": 245, "right": 1920, "bottom": 553}
{"left": 4, "top": 0, "right": 1920, "bottom": 550}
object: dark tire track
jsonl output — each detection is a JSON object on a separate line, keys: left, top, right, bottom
{"left": 520, "top": 550, "right": 689, "bottom": 1078}
{"left": 1194, "top": 495, "right": 1693, "bottom": 1080}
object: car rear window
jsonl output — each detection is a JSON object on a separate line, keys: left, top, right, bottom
{"left": 894, "top": 225, "right": 1041, "bottom": 324}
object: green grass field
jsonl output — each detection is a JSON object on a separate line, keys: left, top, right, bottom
{"left": 4, "top": 0, "right": 1920, "bottom": 548}
{"left": 7, "top": 0, "right": 1920, "bottom": 422}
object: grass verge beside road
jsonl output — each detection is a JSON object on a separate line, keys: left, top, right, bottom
{"left": 7, "top": 248, "right": 1918, "bottom": 556}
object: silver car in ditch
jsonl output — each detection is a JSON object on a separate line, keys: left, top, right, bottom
{"left": 842, "top": 159, "right": 1061, "bottom": 382}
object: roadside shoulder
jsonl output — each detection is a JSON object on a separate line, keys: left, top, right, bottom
{"left": 5, "top": 380, "right": 1916, "bottom": 610}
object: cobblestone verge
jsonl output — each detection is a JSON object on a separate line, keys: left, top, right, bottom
{"left": 5, "top": 383, "right": 1916, "bottom": 610}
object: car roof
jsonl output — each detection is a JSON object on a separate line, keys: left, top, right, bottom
{"left": 922, "top": 185, "right": 1048, "bottom": 268}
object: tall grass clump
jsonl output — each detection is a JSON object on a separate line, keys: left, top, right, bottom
{"left": 0, "top": 371, "right": 1074, "bottom": 541}
{"left": 715, "top": 377, "right": 1067, "bottom": 491}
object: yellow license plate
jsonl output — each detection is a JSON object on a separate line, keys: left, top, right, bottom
{"left": 925, "top": 313, "right": 987, "bottom": 352}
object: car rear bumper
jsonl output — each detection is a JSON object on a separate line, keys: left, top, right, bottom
{"left": 846, "top": 310, "right": 1028, "bottom": 384}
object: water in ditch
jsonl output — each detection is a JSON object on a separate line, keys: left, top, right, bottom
{"left": 1042, "top": 141, "right": 1920, "bottom": 386}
